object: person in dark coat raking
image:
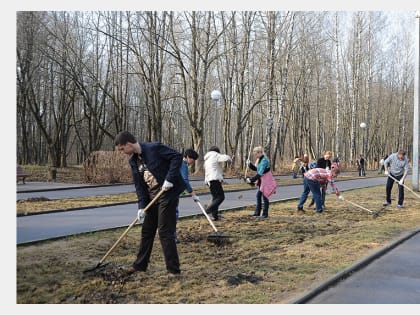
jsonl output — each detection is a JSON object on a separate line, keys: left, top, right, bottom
{"left": 115, "top": 131, "right": 186, "bottom": 275}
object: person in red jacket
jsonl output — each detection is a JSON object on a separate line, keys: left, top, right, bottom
{"left": 297, "top": 167, "right": 343, "bottom": 213}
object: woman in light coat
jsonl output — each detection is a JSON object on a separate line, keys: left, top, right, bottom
{"left": 203, "top": 146, "right": 232, "bottom": 221}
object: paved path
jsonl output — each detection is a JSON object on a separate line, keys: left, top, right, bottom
{"left": 17, "top": 176, "right": 390, "bottom": 244}
{"left": 302, "top": 230, "right": 420, "bottom": 304}
{"left": 16, "top": 177, "right": 248, "bottom": 200}
{"left": 16, "top": 174, "right": 313, "bottom": 200}
{"left": 16, "top": 172, "right": 372, "bottom": 200}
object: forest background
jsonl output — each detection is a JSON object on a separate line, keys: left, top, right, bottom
{"left": 15, "top": 10, "right": 418, "bottom": 175}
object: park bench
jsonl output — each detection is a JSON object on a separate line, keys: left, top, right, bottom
{"left": 17, "top": 165, "right": 31, "bottom": 184}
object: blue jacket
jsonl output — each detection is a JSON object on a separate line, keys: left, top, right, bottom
{"left": 180, "top": 159, "right": 193, "bottom": 193}
{"left": 129, "top": 142, "right": 186, "bottom": 209}
{"left": 249, "top": 155, "right": 270, "bottom": 184}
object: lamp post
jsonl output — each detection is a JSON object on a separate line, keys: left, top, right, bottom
{"left": 413, "top": 12, "right": 419, "bottom": 191}
{"left": 360, "top": 122, "right": 367, "bottom": 153}
{"left": 360, "top": 122, "right": 367, "bottom": 171}
{"left": 211, "top": 90, "right": 222, "bottom": 146}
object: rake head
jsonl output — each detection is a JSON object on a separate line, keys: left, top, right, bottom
{"left": 207, "top": 232, "right": 232, "bottom": 246}
{"left": 371, "top": 206, "right": 386, "bottom": 219}
{"left": 83, "top": 262, "right": 110, "bottom": 275}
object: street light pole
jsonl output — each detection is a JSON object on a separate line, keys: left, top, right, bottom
{"left": 360, "top": 122, "right": 367, "bottom": 155}
{"left": 211, "top": 90, "right": 222, "bottom": 147}
{"left": 413, "top": 12, "right": 419, "bottom": 191}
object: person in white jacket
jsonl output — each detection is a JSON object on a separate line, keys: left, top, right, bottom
{"left": 203, "top": 146, "right": 232, "bottom": 220}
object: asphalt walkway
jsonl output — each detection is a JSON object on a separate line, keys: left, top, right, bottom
{"left": 16, "top": 175, "right": 284, "bottom": 200}
{"left": 17, "top": 176, "right": 390, "bottom": 244}
{"left": 294, "top": 229, "right": 420, "bottom": 304}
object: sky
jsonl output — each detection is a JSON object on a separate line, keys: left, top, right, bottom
{"left": 8, "top": 0, "right": 420, "bottom": 10}
{"left": 4, "top": 0, "right": 420, "bottom": 312}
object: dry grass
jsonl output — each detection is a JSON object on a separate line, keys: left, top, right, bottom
{"left": 16, "top": 185, "right": 420, "bottom": 304}
{"left": 18, "top": 165, "right": 84, "bottom": 183}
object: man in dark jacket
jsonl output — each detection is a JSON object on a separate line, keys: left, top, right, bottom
{"left": 115, "top": 131, "right": 186, "bottom": 275}
{"left": 356, "top": 154, "right": 366, "bottom": 176}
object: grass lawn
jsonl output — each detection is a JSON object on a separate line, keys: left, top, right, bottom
{"left": 16, "top": 185, "right": 420, "bottom": 304}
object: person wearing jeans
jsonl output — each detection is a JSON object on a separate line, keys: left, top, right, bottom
{"left": 383, "top": 149, "right": 409, "bottom": 208}
{"left": 175, "top": 148, "right": 200, "bottom": 243}
{"left": 246, "top": 146, "right": 271, "bottom": 218}
{"left": 255, "top": 189, "right": 269, "bottom": 217}
{"left": 291, "top": 155, "right": 301, "bottom": 179}
{"left": 297, "top": 167, "right": 343, "bottom": 213}
{"left": 308, "top": 151, "right": 333, "bottom": 208}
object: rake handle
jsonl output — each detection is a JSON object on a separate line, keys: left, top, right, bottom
{"left": 244, "top": 128, "right": 255, "bottom": 179}
{"left": 97, "top": 217, "right": 138, "bottom": 266}
{"left": 195, "top": 200, "right": 219, "bottom": 234}
{"left": 388, "top": 174, "right": 420, "bottom": 199}
{"left": 97, "top": 189, "right": 166, "bottom": 266}
{"left": 344, "top": 198, "right": 373, "bottom": 213}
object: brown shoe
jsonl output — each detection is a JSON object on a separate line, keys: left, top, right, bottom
{"left": 167, "top": 270, "right": 181, "bottom": 279}
{"left": 124, "top": 266, "right": 138, "bottom": 275}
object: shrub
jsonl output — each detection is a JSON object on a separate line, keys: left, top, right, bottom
{"left": 83, "top": 151, "right": 132, "bottom": 184}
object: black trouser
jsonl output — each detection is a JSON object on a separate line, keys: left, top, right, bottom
{"left": 133, "top": 193, "right": 180, "bottom": 274}
{"left": 206, "top": 180, "right": 225, "bottom": 219}
{"left": 386, "top": 173, "right": 404, "bottom": 205}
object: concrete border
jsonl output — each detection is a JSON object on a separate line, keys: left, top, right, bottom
{"left": 290, "top": 227, "right": 420, "bottom": 304}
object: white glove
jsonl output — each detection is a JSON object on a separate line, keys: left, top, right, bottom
{"left": 162, "top": 180, "right": 173, "bottom": 191}
{"left": 246, "top": 159, "right": 251, "bottom": 165}
{"left": 338, "top": 195, "right": 344, "bottom": 201}
{"left": 192, "top": 195, "right": 200, "bottom": 202}
{"left": 246, "top": 177, "right": 252, "bottom": 184}
{"left": 399, "top": 179, "right": 404, "bottom": 185}
{"left": 326, "top": 167, "right": 330, "bottom": 171}
{"left": 384, "top": 170, "right": 389, "bottom": 176}
{"left": 137, "top": 209, "right": 144, "bottom": 221}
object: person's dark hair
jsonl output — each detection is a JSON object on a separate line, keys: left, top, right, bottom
{"left": 209, "top": 146, "right": 220, "bottom": 153}
{"left": 114, "top": 131, "right": 137, "bottom": 146}
{"left": 397, "top": 149, "right": 406, "bottom": 156}
{"left": 184, "top": 148, "right": 199, "bottom": 160}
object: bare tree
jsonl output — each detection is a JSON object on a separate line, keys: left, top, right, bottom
{"left": 16, "top": 11, "right": 415, "bottom": 173}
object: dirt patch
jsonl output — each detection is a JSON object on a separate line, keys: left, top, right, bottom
{"left": 226, "top": 273, "right": 263, "bottom": 286}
